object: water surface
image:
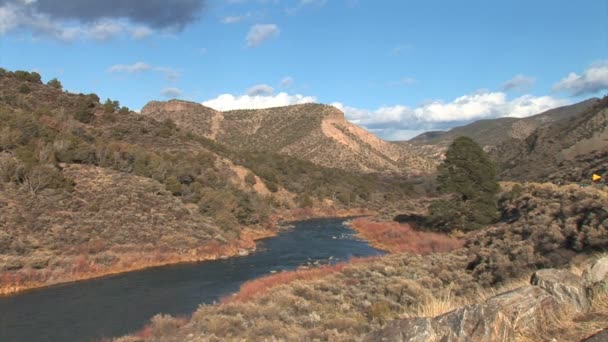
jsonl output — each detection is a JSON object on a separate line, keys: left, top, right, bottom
{"left": 0, "top": 218, "right": 384, "bottom": 342}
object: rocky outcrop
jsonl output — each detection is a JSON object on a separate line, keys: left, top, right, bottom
{"left": 584, "top": 256, "right": 608, "bottom": 298}
{"left": 366, "top": 260, "right": 608, "bottom": 342}
{"left": 531, "top": 268, "right": 590, "bottom": 312}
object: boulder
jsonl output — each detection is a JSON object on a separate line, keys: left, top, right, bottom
{"left": 485, "top": 285, "right": 560, "bottom": 322}
{"left": 431, "top": 303, "right": 512, "bottom": 341}
{"left": 364, "top": 317, "right": 435, "bottom": 342}
{"left": 530, "top": 269, "right": 590, "bottom": 313}
{"left": 584, "top": 256, "right": 608, "bottom": 298}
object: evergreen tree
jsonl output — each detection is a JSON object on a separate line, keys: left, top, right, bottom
{"left": 428, "top": 136, "right": 500, "bottom": 231}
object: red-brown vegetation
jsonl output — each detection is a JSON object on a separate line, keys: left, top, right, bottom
{"left": 348, "top": 217, "right": 464, "bottom": 254}
{"left": 223, "top": 257, "right": 377, "bottom": 304}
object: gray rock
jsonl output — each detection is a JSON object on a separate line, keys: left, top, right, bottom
{"left": 582, "top": 329, "right": 608, "bottom": 342}
{"left": 365, "top": 286, "right": 558, "bottom": 342}
{"left": 485, "top": 285, "right": 560, "bottom": 322}
{"left": 531, "top": 268, "right": 590, "bottom": 313}
{"left": 585, "top": 257, "right": 608, "bottom": 285}
{"left": 364, "top": 317, "right": 435, "bottom": 342}
{"left": 584, "top": 256, "right": 608, "bottom": 299}
{"left": 432, "top": 303, "right": 512, "bottom": 342}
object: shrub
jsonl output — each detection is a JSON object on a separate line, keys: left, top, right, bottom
{"left": 18, "top": 84, "right": 31, "bottom": 94}
{"left": 103, "top": 99, "right": 120, "bottom": 113}
{"left": 14, "top": 70, "right": 42, "bottom": 83}
{"left": 46, "top": 78, "right": 62, "bottom": 90}
{"left": 74, "top": 107, "right": 95, "bottom": 123}
{"left": 87, "top": 93, "right": 100, "bottom": 104}
{"left": 245, "top": 172, "right": 256, "bottom": 186}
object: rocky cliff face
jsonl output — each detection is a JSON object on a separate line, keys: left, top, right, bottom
{"left": 141, "top": 100, "right": 224, "bottom": 139}
{"left": 140, "top": 101, "right": 435, "bottom": 175}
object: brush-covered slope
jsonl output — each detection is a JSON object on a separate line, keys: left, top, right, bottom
{"left": 407, "top": 98, "right": 599, "bottom": 149}
{"left": 491, "top": 96, "right": 608, "bottom": 182}
{"left": 141, "top": 101, "right": 434, "bottom": 175}
{"left": 117, "top": 182, "right": 608, "bottom": 342}
{"left": 0, "top": 69, "right": 412, "bottom": 293}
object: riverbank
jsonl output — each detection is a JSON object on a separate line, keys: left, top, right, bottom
{"left": 0, "top": 207, "right": 373, "bottom": 297}
{"left": 346, "top": 217, "right": 463, "bottom": 254}
{"left": 0, "top": 227, "right": 275, "bottom": 296}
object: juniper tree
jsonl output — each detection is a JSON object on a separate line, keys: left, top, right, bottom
{"left": 428, "top": 136, "right": 500, "bottom": 231}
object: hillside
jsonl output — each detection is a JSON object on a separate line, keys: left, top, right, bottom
{"left": 117, "top": 182, "right": 608, "bottom": 341}
{"left": 142, "top": 100, "right": 434, "bottom": 175}
{"left": 406, "top": 98, "right": 598, "bottom": 149}
{"left": 491, "top": 96, "right": 608, "bottom": 182}
{"left": 0, "top": 69, "right": 414, "bottom": 294}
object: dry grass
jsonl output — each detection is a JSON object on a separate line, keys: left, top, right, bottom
{"left": 405, "top": 276, "right": 531, "bottom": 319}
{"left": 223, "top": 257, "right": 377, "bottom": 303}
{"left": 348, "top": 217, "right": 464, "bottom": 254}
{"left": 514, "top": 290, "right": 608, "bottom": 342}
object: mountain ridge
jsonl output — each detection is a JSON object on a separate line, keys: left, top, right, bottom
{"left": 141, "top": 100, "right": 435, "bottom": 175}
{"left": 406, "top": 98, "right": 599, "bottom": 149}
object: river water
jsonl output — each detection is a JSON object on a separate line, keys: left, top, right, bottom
{"left": 0, "top": 218, "right": 384, "bottom": 342}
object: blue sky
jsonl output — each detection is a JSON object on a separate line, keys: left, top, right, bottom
{"left": 1, "top": 0, "right": 607, "bottom": 139}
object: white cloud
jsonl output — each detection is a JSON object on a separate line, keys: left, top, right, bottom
{"left": 131, "top": 26, "right": 153, "bottom": 39}
{"left": 107, "top": 62, "right": 181, "bottom": 81}
{"left": 246, "top": 84, "right": 274, "bottom": 96}
{"left": 246, "top": 23, "right": 279, "bottom": 47}
{"left": 88, "top": 20, "right": 123, "bottom": 41}
{"left": 222, "top": 15, "right": 245, "bottom": 24}
{"left": 280, "top": 76, "right": 294, "bottom": 88}
{"left": 502, "top": 74, "right": 535, "bottom": 92}
{"left": 0, "top": 3, "right": 20, "bottom": 34}
{"left": 286, "top": 0, "right": 328, "bottom": 14}
{"left": 161, "top": 87, "right": 183, "bottom": 98}
{"left": 332, "top": 91, "right": 569, "bottom": 140}
{"left": 108, "top": 62, "right": 152, "bottom": 74}
{"left": 203, "top": 92, "right": 316, "bottom": 111}
{"left": 553, "top": 61, "right": 608, "bottom": 96}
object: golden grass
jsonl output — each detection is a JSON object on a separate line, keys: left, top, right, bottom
{"left": 404, "top": 276, "right": 531, "bottom": 319}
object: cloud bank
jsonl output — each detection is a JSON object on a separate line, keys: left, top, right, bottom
{"left": 553, "top": 61, "right": 608, "bottom": 96}
{"left": 203, "top": 92, "right": 316, "bottom": 111}
{"left": 332, "top": 92, "right": 569, "bottom": 140}
{"left": 0, "top": 0, "right": 206, "bottom": 40}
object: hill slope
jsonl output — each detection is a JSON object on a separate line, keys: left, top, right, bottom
{"left": 490, "top": 96, "right": 608, "bottom": 182}
{"left": 141, "top": 101, "right": 434, "bottom": 175}
{"left": 407, "top": 98, "right": 598, "bottom": 149}
{"left": 0, "top": 70, "right": 412, "bottom": 294}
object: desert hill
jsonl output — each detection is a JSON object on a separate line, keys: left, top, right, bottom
{"left": 142, "top": 100, "right": 435, "bottom": 175}
{"left": 407, "top": 98, "right": 598, "bottom": 149}
{"left": 0, "top": 69, "right": 412, "bottom": 294}
{"left": 491, "top": 96, "right": 608, "bottom": 182}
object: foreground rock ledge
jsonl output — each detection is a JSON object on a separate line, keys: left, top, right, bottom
{"left": 366, "top": 257, "right": 608, "bottom": 342}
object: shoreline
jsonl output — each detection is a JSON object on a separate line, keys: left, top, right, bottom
{"left": 0, "top": 207, "right": 374, "bottom": 297}
{"left": 346, "top": 217, "right": 464, "bottom": 255}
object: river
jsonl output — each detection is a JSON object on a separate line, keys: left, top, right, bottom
{"left": 0, "top": 218, "right": 384, "bottom": 342}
